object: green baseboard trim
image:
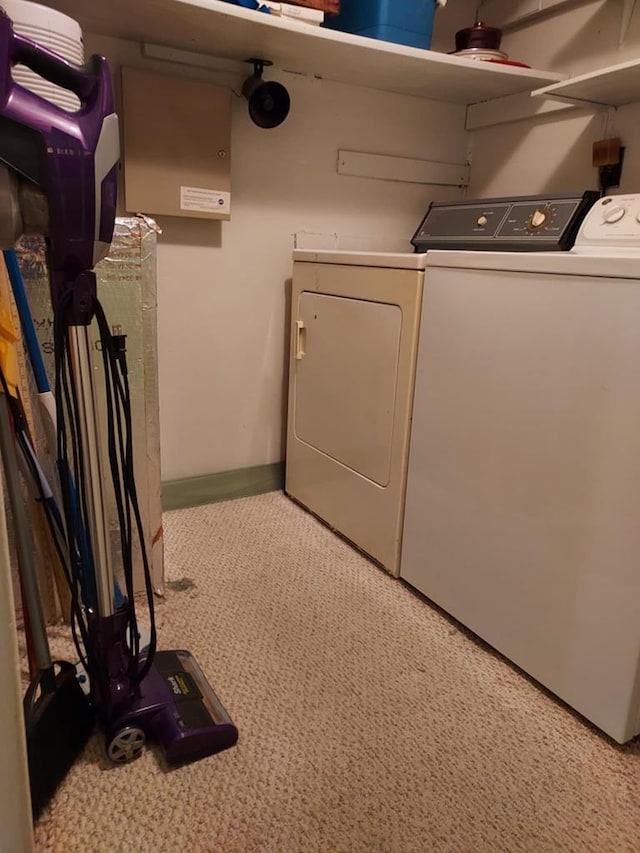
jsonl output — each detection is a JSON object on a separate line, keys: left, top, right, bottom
{"left": 162, "top": 462, "right": 285, "bottom": 511}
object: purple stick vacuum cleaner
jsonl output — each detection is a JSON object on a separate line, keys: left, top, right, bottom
{"left": 0, "top": 9, "right": 237, "bottom": 781}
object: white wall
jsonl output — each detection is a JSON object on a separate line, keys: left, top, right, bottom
{"left": 88, "top": 3, "right": 640, "bottom": 481}
{"left": 468, "top": 0, "right": 640, "bottom": 197}
{"left": 85, "top": 16, "right": 472, "bottom": 482}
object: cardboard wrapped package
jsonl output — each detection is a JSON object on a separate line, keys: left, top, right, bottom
{"left": 15, "top": 217, "right": 165, "bottom": 609}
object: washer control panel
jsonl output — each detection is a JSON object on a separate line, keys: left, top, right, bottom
{"left": 575, "top": 194, "right": 640, "bottom": 250}
{"left": 412, "top": 192, "right": 599, "bottom": 252}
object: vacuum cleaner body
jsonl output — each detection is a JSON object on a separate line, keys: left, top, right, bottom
{"left": 0, "top": 8, "right": 237, "bottom": 776}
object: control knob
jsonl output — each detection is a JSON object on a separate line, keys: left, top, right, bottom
{"left": 529, "top": 209, "right": 548, "bottom": 230}
{"left": 603, "top": 205, "right": 626, "bottom": 224}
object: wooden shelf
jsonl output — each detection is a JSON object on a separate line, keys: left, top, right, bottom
{"left": 533, "top": 56, "right": 640, "bottom": 107}
{"left": 42, "top": 0, "right": 563, "bottom": 105}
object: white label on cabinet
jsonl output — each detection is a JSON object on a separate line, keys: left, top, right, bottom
{"left": 180, "top": 186, "right": 230, "bottom": 214}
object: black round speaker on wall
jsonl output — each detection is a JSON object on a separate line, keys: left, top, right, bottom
{"left": 242, "top": 59, "right": 290, "bottom": 129}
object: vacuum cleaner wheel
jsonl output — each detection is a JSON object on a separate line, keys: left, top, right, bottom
{"left": 106, "top": 726, "right": 146, "bottom": 763}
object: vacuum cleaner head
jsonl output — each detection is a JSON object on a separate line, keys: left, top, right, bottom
{"left": 105, "top": 650, "right": 238, "bottom": 765}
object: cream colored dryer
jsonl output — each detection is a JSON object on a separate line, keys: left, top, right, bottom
{"left": 285, "top": 250, "right": 425, "bottom": 576}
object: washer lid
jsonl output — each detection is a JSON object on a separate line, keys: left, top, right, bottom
{"left": 425, "top": 248, "right": 640, "bottom": 278}
{"left": 293, "top": 250, "right": 428, "bottom": 270}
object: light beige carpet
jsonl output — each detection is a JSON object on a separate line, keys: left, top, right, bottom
{"left": 33, "top": 492, "right": 640, "bottom": 853}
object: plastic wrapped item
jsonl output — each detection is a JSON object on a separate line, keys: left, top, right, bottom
{"left": 15, "top": 217, "right": 164, "bottom": 601}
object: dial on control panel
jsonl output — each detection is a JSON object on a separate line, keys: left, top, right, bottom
{"left": 529, "top": 208, "right": 548, "bottom": 230}
{"left": 603, "top": 205, "right": 626, "bottom": 224}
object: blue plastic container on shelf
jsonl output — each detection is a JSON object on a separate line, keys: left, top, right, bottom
{"left": 324, "top": 0, "right": 439, "bottom": 50}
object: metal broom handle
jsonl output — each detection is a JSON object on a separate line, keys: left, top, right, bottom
{"left": 0, "top": 393, "right": 51, "bottom": 671}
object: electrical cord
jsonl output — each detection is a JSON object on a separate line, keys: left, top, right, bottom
{"left": 53, "top": 285, "right": 157, "bottom": 691}
{"left": 2, "top": 276, "right": 158, "bottom": 700}
{"left": 93, "top": 298, "right": 157, "bottom": 681}
{"left": 53, "top": 292, "right": 96, "bottom": 673}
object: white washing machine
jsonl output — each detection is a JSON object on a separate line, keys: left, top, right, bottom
{"left": 401, "top": 194, "right": 640, "bottom": 743}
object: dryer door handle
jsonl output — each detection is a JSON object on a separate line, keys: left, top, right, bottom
{"left": 295, "top": 320, "right": 306, "bottom": 360}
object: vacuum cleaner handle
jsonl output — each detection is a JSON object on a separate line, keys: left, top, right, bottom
{"left": 10, "top": 31, "right": 100, "bottom": 102}
{"left": 0, "top": 12, "right": 115, "bottom": 145}
{"left": 0, "top": 10, "right": 120, "bottom": 310}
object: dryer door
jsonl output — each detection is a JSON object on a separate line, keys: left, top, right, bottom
{"left": 285, "top": 261, "right": 423, "bottom": 576}
{"left": 294, "top": 291, "right": 401, "bottom": 487}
